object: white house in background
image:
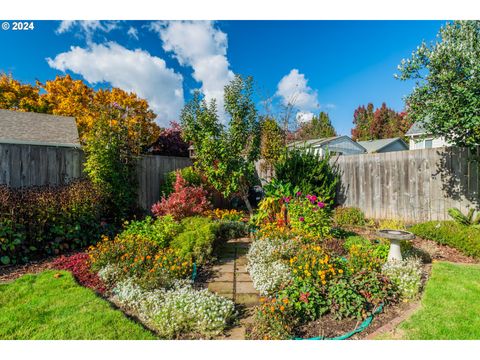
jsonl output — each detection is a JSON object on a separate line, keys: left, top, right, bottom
{"left": 288, "top": 136, "right": 366, "bottom": 156}
{"left": 357, "top": 137, "right": 408, "bottom": 153}
{"left": 405, "top": 121, "right": 449, "bottom": 150}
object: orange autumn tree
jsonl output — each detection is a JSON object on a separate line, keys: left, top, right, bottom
{"left": 0, "top": 73, "right": 47, "bottom": 113}
{"left": 39, "top": 75, "right": 160, "bottom": 152}
{"left": 0, "top": 73, "right": 160, "bottom": 154}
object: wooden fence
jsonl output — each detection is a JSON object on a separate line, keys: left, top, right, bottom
{"left": 136, "top": 155, "right": 192, "bottom": 210}
{"left": 0, "top": 142, "right": 85, "bottom": 187}
{"left": 0, "top": 143, "right": 192, "bottom": 211}
{"left": 334, "top": 146, "right": 480, "bottom": 222}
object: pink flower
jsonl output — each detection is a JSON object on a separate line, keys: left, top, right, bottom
{"left": 283, "top": 196, "right": 291, "bottom": 203}
{"left": 296, "top": 191, "right": 302, "bottom": 196}
{"left": 317, "top": 202, "right": 325, "bottom": 208}
{"left": 299, "top": 217, "right": 305, "bottom": 222}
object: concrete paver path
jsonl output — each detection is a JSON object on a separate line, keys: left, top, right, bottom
{"left": 207, "top": 237, "right": 259, "bottom": 339}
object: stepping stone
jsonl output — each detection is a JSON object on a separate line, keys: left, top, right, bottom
{"left": 236, "top": 282, "right": 257, "bottom": 294}
{"left": 235, "top": 293, "right": 260, "bottom": 307}
{"left": 208, "top": 281, "right": 233, "bottom": 294}
{"left": 211, "top": 264, "right": 235, "bottom": 273}
{"left": 236, "top": 272, "right": 252, "bottom": 282}
{"left": 235, "top": 256, "right": 248, "bottom": 266}
{"left": 207, "top": 272, "right": 234, "bottom": 282}
{"left": 235, "top": 265, "right": 248, "bottom": 273}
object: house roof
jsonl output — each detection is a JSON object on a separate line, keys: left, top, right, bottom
{"left": 0, "top": 109, "right": 80, "bottom": 147}
{"left": 406, "top": 115, "right": 433, "bottom": 136}
{"left": 357, "top": 137, "right": 408, "bottom": 153}
{"left": 287, "top": 136, "right": 343, "bottom": 148}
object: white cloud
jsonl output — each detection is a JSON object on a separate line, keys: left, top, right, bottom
{"left": 127, "top": 26, "right": 139, "bottom": 40}
{"left": 276, "top": 69, "right": 320, "bottom": 112}
{"left": 46, "top": 42, "right": 184, "bottom": 126}
{"left": 149, "top": 20, "right": 234, "bottom": 121}
{"left": 56, "top": 21, "right": 120, "bottom": 42}
{"left": 296, "top": 111, "right": 315, "bottom": 124}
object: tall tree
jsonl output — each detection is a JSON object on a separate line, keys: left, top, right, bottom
{"left": 295, "top": 112, "right": 337, "bottom": 140}
{"left": 396, "top": 20, "right": 480, "bottom": 149}
{"left": 259, "top": 116, "right": 284, "bottom": 175}
{"left": 0, "top": 74, "right": 160, "bottom": 153}
{"left": 181, "top": 75, "right": 261, "bottom": 214}
{"left": 351, "top": 102, "right": 411, "bottom": 141}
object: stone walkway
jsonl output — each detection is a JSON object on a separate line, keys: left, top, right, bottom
{"left": 207, "top": 237, "right": 259, "bottom": 339}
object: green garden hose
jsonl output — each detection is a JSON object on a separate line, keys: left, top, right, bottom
{"left": 294, "top": 303, "right": 384, "bottom": 340}
{"left": 191, "top": 262, "right": 197, "bottom": 282}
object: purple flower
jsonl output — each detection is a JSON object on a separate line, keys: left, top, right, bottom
{"left": 112, "top": 102, "right": 121, "bottom": 109}
{"left": 283, "top": 196, "right": 291, "bottom": 203}
{"left": 317, "top": 202, "right": 325, "bottom": 209}
{"left": 299, "top": 217, "right": 305, "bottom": 222}
{"left": 296, "top": 191, "right": 302, "bottom": 197}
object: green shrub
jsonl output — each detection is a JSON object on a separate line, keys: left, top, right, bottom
{"left": 160, "top": 166, "right": 203, "bottom": 197}
{"left": 170, "top": 217, "right": 219, "bottom": 264}
{"left": 333, "top": 207, "right": 366, "bottom": 226}
{"left": 120, "top": 215, "right": 181, "bottom": 248}
{"left": 215, "top": 220, "right": 249, "bottom": 242}
{"left": 274, "top": 147, "right": 340, "bottom": 208}
{"left": 410, "top": 221, "right": 480, "bottom": 259}
{"left": 344, "top": 236, "right": 389, "bottom": 272}
{"left": 0, "top": 180, "right": 103, "bottom": 265}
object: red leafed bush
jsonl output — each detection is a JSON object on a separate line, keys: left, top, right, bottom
{"left": 151, "top": 172, "right": 211, "bottom": 220}
{"left": 147, "top": 121, "right": 189, "bottom": 157}
{"left": 52, "top": 253, "right": 106, "bottom": 294}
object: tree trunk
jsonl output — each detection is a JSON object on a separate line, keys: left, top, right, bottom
{"left": 242, "top": 194, "right": 254, "bottom": 215}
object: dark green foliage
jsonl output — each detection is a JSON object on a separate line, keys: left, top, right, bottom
{"left": 333, "top": 207, "right": 366, "bottom": 226}
{"left": 0, "top": 180, "right": 103, "bottom": 265}
{"left": 215, "top": 220, "right": 249, "bottom": 242}
{"left": 410, "top": 221, "right": 480, "bottom": 259}
{"left": 160, "top": 166, "right": 204, "bottom": 198}
{"left": 274, "top": 147, "right": 340, "bottom": 207}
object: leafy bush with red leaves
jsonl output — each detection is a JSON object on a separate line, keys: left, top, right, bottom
{"left": 147, "top": 121, "right": 189, "bottom": 157}
{"left": 151, "top": 172, "right": 211, "bottom": 220}
{"left": 52, "top": 253, "right": 106, "bottom": 293}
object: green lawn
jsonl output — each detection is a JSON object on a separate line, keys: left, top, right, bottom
{"left": 0, "top": 270, "right": 156, "bottom": 340}
{"left": 381, "top": 262, "right": 480, "bottom": 340}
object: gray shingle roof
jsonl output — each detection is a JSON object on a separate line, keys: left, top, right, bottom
{"left": 0, "top": 109, "right": 80, "bottom": 147}
{"left": 287, "top": 136, "right": 342, "bottom": 148}
{"left": 405, "top": 121, "right": 426, "bottom": 136}
{"left": 357, "top": 137, "right": 407, "bottom": 153}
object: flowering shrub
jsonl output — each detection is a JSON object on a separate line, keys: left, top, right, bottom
{"left": 288, "top": 195, "right": 332, "bottom": 239}
{"left": 89, "top": 233, "right": 192, "bottom": 289}
{"left": 344, "top": 236, "right": 389, "bottom": 273}
{"left": 151, "top": 172, "right": 211, "bottom": 220}
{"left": 112, "top": 278, "right": 236, "bottom": 339}
{"left": 382, "top": 258, "right": 423, "bottom": 300}
{"left": 52, "top": 253, "right": 106, "bottom": 293}
{"left": 0, "top": 180, "right": 104, "bottom": 265}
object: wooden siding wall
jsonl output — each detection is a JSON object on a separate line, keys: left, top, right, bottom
{"left": 335, "top": 146, "right": 480, "bottom": 222}
{"left": 0, "top": 143, "right": 84, "bottom": 187}
{"left": 0, "top": 143, "right": 192, "bottom": 211}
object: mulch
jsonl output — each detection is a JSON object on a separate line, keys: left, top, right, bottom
{"left": 0, "top": 251, "right": 79, "bottom": 283}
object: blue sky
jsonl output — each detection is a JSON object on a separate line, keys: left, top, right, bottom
{"left": 0, "top": 20, "right": 445, "bottom": 134}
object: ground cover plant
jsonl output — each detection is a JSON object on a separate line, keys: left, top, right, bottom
{"left": 410, "top": 221, "right": 480, "bottom": 259}
{"left": 0, "top": 270, "right": 155, "bottom": 340}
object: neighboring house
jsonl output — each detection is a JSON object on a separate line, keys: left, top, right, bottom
{"left": 0, "top": 109, "right": 80, "bottom": 147}
{"left": 405, "top": 121, "right": 449, "bottom": 150}
{"left": 288, "top": 136, "right": 366, "bottom": 156}
{"left": 357, "top": 137, "right": 408, "bottom": 153}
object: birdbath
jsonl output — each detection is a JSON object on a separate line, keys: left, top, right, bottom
{"left": 376, "top": 229, "right": 415, "bottom": 262}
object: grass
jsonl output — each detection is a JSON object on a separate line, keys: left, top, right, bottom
{"left": 379, "top": 262, "right": 480, "bottom": 340}
{"left": 0, "top": 270, "right": 156, "bottom": 340}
